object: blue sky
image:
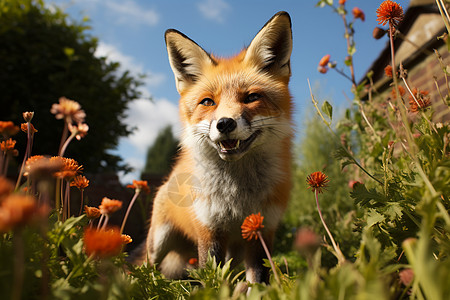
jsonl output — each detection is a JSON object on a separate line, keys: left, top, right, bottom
{"left": 49, "top": 0, "right": 411, "bottom": 183}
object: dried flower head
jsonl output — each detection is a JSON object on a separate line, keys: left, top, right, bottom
{"left": 83, "top": 227, "right": 124, "bottom": 258}
{"left": 0, "top": 138, "right": 19, "bottom": 156}
{"left": 409, "top": 88, "right": 431, "bottom": 112}
{"left": 0, "top": 121, "right": 19, "bottom": 137}
{"left": 0, "top": 177, "right": 14, "bottom": 201}
{"left": 241, "top": 212, "right": 264, "bottom": 241}
{"left": 70, "top": 175, "right": 89, "bottom": 190}
{"left": 84, "top": 206, "right": 101, "bottom": 219}
{"left": 23, "top": 112, "right": 34, "bottom": 123}
{"left": 99, "top": 197, "right": 122, "bottom": 215}
{"left": 121, "top": 234, "right": 133, "bottom": 244}
{"left": 126, "top": 180, "right": 150, "bottom": 194}
{"left": 68, "top": 122, "right": 89, "bottom": 140}
{"left": 50, "top": 97, "right": 86, "bottom": 124}
{"left": 53, "top": 157, "right": 83, "bottom": 180}
{"left": 0, "top": 194, "right": 43, "bottom": 232}
{"left": 307, "top": 171, "right": 330, "bottom": 194}
{"left": 372, "top": 27, "right": 387, "bottom": 39}
{"left": 21, "top": 123, "right": 38, "bottom": 134}
{"left": 352, "top": 7, "right": 365, "bottom": 21}
{"left": 376, "top": 1, "right": 403, "bottom": 27}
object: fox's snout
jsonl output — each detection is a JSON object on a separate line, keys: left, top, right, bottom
{"left": 216, "top": 117, "right": 237, "bottom": 134}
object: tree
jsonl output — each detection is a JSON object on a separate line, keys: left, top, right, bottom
{"left": 0, "top": 0, "right": 142, "bottom": 174}
{"left": 141, "top": 126, "right": 179, "bottom": 177}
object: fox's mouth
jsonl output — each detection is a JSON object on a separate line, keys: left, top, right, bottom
{"left": 217, "top": 130, "right": 261, "bottom": 155}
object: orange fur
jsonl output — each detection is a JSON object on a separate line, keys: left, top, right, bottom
{"left": 140, "top": 11, "right": 294, "bottom": 283}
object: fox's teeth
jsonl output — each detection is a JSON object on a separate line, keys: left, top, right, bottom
{"left": 236, "top": 140, "right": 240, "bottom": 149}
{"left": 219, "top": 140, "right": 241, "bottom": 151}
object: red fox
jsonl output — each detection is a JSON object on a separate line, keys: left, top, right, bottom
{"left": 141, "top": 11, "right": 293, "bottom": 283}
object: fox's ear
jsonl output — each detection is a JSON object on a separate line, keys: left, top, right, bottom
{"left": 165, "top": 29, "right": 216, "bottom": 94}
{"left": 244, "top": 11, "right": 292, "bottom": 78}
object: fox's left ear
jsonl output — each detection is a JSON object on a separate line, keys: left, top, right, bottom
{"left": 244, "top": 11, "right": 293, "bottom": 78}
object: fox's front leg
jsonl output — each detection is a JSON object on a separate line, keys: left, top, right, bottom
{"left": 197, "top": 228, "right": 227, "bottom": 266}
{"left": 244, "top": 230, "right": 275, "bottom": 283}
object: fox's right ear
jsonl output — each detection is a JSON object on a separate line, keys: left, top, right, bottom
{"left": 165, "top": 29, "right": 216, "bottom": 94}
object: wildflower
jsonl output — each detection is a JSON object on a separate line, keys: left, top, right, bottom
{"left": 84, "top": 206, "right": 101, "bottom": 219}
{"left": 83, "top": 227, "right": 125, "bottom": 258}
{"left": 71, "top": 175, "right": 89, "bottom": 190}
{"left": 50, "top": 97, "right": 86, "bottom": 124}
{"left": 318, "top": 54, "right": 330, "bottom": 67}
{"left": 295, "top": 228, "right": 320, "bottom": 255}
{"left": 376, "top": 1, "right": 404, "bottom": 27}
{"left": 318, "top": 66, "right": 328, "bottom": 74}
{"left": 0, "top": 121, "right": 19, "bottom": 137}
{"left": 352, "top": 7, "right": 365, "bottom": 21}
{"left": 126, "top": 180, "right": 150, "bottom": 194}
{"left": 24, "top": 155, "right": 63, "bottom": 178}
{"left": 68, "top": 122, "right": 89, "bottom": 140}
{"left": 384, "top": 65, "right": 395, "bottom": 78}
{"left": 0, "top": 139, "right": 19, "bottom": 156}
{"left": 53, "top": 157, "right": 83, "bottom": 180}
{"left": 188, "top": 258, "right": 198, "bottom": 265}
{"left": 373, "top": 27, "right": 387, "bottom": 39}
{"left": 409, "top": 88, "right": 431, "bottom": 112}
{"left": 391, "top": 86, "right": 405, "bottom": 99}
{"left": 0, "top": 176, "right": 14, "bottom": 201}
{"left": 306, "top": 171, "right": 329, "bottom": 194}
{"left": 0, "top": 194, "right": 41, "bottom": 232}
{"left": 22, "top": 112, "right": 34, "bottom": 123}
{"left": 399, "top": 268, "right": 414, "bottom": 286}
{"left": 339, "top": 0, "right": 346, "bottom": 5}
{"left": 241, "top": 212, "right": 264, "bottom": 241}
{"left": 99, "top": 197, "right": 122, "bottom": 215}
{"left": 21, "top": 123, "right": 38, "bottom": 134}
{"left": 122, "top": 234, "right": 133, "bottom": 244}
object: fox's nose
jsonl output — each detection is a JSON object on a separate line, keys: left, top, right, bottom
{"left": 216, "top": 118, "right": 237, "bottom": 134}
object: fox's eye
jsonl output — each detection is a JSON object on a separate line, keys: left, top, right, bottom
{"left": 245, "top": 93, "right": 262, "bottom": 104}
{"left": 200, "top": 98, "right": 215, "bottom": 106}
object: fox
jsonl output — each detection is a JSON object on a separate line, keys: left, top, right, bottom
{"left": 139, "top": 11, "right": 293, "bottom": 283}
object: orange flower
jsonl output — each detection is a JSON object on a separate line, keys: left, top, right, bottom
{"left": 318, "top": 54, "right": 330, "bottom": 67}
{"left": 409, "top": 88, "right": 431, "bottom": 112}
{"left": 83, "top": 227, "right": 124, "bottom": 258}
{"left": 21, "top": 123, "right": 38, "bottom": 134}
{"left": 50, "top": 96, "right": 86, "bottom": 124}
{"left": 376, "top": 1, "right": 403, "bottom": 27}
{"left": 71, "top": 175, "right": 89, "bottom": 190}
{"left": 23, "top": 112, "right": 34, "bottom": 123}
{"left": 0, "top": 194, "right": 42, "bottom": 232}
{"left": 0, "top": 176, "right": 14, "bottom": 201}
{"left": 121, "top": 234, "right": 133, "bottom": 244}
{"left": 306, "top": 171, "right": 329, "bottom": 194}
{"left": 126, "top": 180, "right": 150, "bottom": 194}
{"left": 188, "top": 258, "right": 198, "bottom": 265}
{"left": 68, "top": 122, "right": 89, "bottom": 140}
{"left": 99, "top": 197, "right": 122, "bottom": 215}
{"left": 339, "top": 0, "right": 346, "bottom": 5}
{"left": 0, "top": 121, "right": 19, "bottom": 137}
{"left": 391, "top": 86, "right": 405, "bottom": 99}
{"left": 84, "top": 206, "right": 101, "bottom": 219}
{"left": 24, "top": 155, "right": 64, "bottom": 178}
{"left": 241, "top": 212, "right": 264, "bottom": 241}
{"left": 352, "top": 7, "right": 365, "bottom": 21}
{"left": 0, "top": 138, "right": 18, "bottom": 156}
{"left": 53, "top": 157, "right": 83, "bottom": 180}
{"left": 384, "top": 65, "right": 394, "bottom": 78}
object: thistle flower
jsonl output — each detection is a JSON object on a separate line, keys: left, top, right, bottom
{"left": 68, "top": 122, "right": 89, "bottom": 140}
{"left": 84, "top": 206, "right": 101, "bottom": 219}
{"left": 126, "top": 180, "right": 150, "bottom": 194}
{"left": 50, "top": 97, "right": 86, "bottom": 124}
{"left": 241, "top": 212, "right": 264, "bottom": 241}
{"left": 21, "top": 123, "right": 38, "bottom": 134}
{"left": 376, "top": 1, "right": 403, "bottom": 27}
{"left": 70, "top": 175, "right": 89, "bottom": 190}
{"left": 352, "top": 7, "right": 365, "bottom": 21}
{"left": 83, "top": 227, "right": 125, "bottom": 258}
{"left": 0, "top": 121, "right": 19, "bottom": 137}
{"left": 0, "top": 139, "right": 19, "bottom": 156}
{"left": 408, "top": 88, "right": 431, "bottom": 113}
{"left": 306, "top": 171, "right": 330, "bottom": 194}
{"left": 99, "top": 197, "right": 122, "bottom": 215}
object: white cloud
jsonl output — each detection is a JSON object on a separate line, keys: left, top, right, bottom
{"left": 95, "top": 42, "right": 165, "bottom": 96}
{"left": 197, "top": 0, "right": 231, "bottom": 23}
{"left": 104, "top": 0, "right": 159, "bottom": 27}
